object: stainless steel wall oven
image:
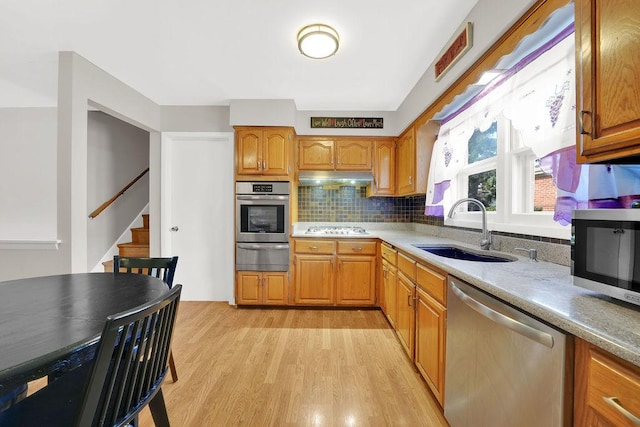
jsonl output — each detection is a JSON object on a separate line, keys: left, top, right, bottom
{"left": 235, "top": 181, "right": 290, "bottom": 271}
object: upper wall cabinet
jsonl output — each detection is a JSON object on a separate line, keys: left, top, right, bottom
{"left": 396, "top": 121, "right": 438, "bottom": 196}
{"left": 297, "top": 138, "right": 372, "bottom": 171}
{"left": 235, "top": 127, "right": 294, "bottom": 179}
{"left": 368, "top": 138, "right": 396, "bottom": 196}
{"left": 576, "top": 0, "right": 640, "bottom": 162}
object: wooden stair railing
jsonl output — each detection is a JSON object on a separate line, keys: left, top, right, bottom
{"left": 88, "top": 168, "right": 149, "bottom": 219}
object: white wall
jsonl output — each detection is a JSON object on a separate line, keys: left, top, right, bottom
{"left": 87, "top": 111, "right": 150, "bottom": 270}
{"left": 57, "top": 51, "right": 162, "bottom": 273}
{"left": 229, "top": 99, "right": 297, "bottom": 127}
{"left": 0, "top": 108, "right": 57, "bottom": 240}
{"left": 161, "top": 106, "right": 232, "bottom": 132}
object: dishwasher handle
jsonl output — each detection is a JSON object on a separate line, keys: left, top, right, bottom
{"left": 450, "top": 282, "right": 554, "bottom": 348}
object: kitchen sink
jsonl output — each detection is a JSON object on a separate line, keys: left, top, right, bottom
{"left": 413, "top": 245, "right": 516, "bottom": 263}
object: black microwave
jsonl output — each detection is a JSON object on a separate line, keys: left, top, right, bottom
{"left": 572, "top": 209, "right": 640, "bottom": 306}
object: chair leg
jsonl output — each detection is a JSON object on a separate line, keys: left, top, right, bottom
{"left": 149, "top": 388, "right": 170, "bottom": 427}
{"left": 169, "top": 351, "right": 178, "bottom": 382}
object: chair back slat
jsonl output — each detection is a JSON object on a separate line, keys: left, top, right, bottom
{"left": 75, "top": 285, "right": 182, "bottom": 427}
{"left": 113, "top": 256, "right": 179, "bottom": 288}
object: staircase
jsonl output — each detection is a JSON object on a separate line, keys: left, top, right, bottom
{"left": 103, "top": 214, "right": 150, "bottom": 272}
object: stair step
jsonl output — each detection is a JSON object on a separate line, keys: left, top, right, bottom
{"left": 130, "top": 227, "right": 149, "bottom": 244}
{"left": 103, "top": 260, "right": 114, "bottom": 272}
{"left": 117, "top": 243, "right": 150, "bottom": 257}
{"left": 142, "top": 214, "right": 149, "bottom": 229}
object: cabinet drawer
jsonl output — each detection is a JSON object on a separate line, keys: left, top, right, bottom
{"left": 416, "top": 263, "right": 447, "bottom": 305}
{"left": 381, "top": 243, "right": 397, "bottom": 264}
{"left": 397, "top": 252, "right": 416, "bottom": 281}
{"left": 337, "top": 240, "right": 377, "bottom": 255}
{"left": 294, "top": 239, "right": 335, "bottom": 254}
{"left": 587, "top": 346, "right": 640, "bottom": 424}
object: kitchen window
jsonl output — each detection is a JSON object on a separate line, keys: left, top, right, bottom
{"left": 426, "top": 20, "right": 576, "bottom": 241}
{"left": 445, "top": 117, "right": 566, "bottom": 239}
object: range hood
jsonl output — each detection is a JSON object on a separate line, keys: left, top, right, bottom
{"left": 298, "top": 170, "right": 374, "bottom": 186}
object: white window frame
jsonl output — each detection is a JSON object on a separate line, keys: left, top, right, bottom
{"left": 445, "top": 117, "right": 570, "bottom": 240}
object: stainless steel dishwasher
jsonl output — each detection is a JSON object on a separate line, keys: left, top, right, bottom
{"left": 445, "top": 277, "right": 568, "bottom": 427}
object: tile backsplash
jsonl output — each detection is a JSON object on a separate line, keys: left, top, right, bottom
{"left": 297, "top": 186, "right": 419, "bottom": 223}
{"left": 297, "top": 185, "right": 570, "bottom": 246}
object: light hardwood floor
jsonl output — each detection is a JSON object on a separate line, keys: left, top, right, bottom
{"left": 138, "top": 302, "right": 449, "bottom": 426}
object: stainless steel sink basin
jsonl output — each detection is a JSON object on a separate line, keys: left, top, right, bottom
{"left": 413, "top": 245, "right": 516, "bottom": 263}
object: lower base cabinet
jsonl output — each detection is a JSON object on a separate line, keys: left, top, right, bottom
{"left": 381, "top": 244, "right": 448, "bottom": 408}
{"left": 292, "top": 238, "right": 377, "bottom": 306}
{"left": 336, "top": 255, "right": 376, "bottom": 305}
{"left": 396, "top": 271, "right": 416, "bottom": 359}
{"left": 382, "top": 259, "right": 398, "bottom": 328}
{"left": 575, "top": 337, "right": 640, "bottom": 426}
{"left": 415, "top": 287, "right": 446, "bottom": 406}
{"left": 236, "top": 271, "right": 288, "bottom": 305}
{"left": 294, "top": 254, "right": 334, "bottom": 305}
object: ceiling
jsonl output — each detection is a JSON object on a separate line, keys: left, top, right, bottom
{"left": 0, "top": 0, "right": 480, "bottom": 111}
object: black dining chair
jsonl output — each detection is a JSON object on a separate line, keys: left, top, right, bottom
{"left": 0, "top": 284, "right": 182, "bottom": 427}
{"left": 113, "top": 255, "right": 180, "bottom": 383}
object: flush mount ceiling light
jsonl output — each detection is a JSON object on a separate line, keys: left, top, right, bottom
{"left": 297, "top": 24, "right": 339, "bottom": 59}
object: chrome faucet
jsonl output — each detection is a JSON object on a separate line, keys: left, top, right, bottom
{"left": 448, "top": 198, "right": 492, "bottom": 250}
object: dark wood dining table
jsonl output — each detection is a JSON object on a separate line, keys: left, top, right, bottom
{"left": 0, "top": 273, "right": 169, "bottom": 393}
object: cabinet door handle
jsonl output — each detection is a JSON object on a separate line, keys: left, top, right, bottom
{"left": 408, "top": 175, "right": 413, "bottom": 185}
{"left": 337, "top": 156, "right": 341, "bottom": 165}
{"left": 352, "top": 247, "right": 363, "bottom": 252}
{"left": 263, "top": 160, "right": 266, "bottom": 169}
{"left": 309, "top": 246, "right": 318, "bottom": 251}
{"left": 257, "top": 159, "right": 261, "bottom": 169}
{"left": 579, "top": 110, "right": 592, "bottom": 136}
{"left": 407, "top": 292, "right": 412, "bottom": 307}
{"left": 603, "top": 397, "right": 640, "bottom": 424}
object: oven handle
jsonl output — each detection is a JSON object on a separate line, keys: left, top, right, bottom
{"left": 236, "top": 195, "right": 289, "bottom": 201}
{"left": 237, "top": 243, "right": 290, "bottom": 250}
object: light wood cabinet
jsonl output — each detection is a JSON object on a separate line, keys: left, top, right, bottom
{"left": 382, "top": 260, "right": 397, "bottom": 329}
{"left": 396, "top": 124, "right": 433, "bottom": 196}
{"left": 297, "top": 138, "right": 373, "bottom": 171}
{"left": 396, "top": 127, "right": 416, "bottom": 195}
{"left": 576, "top": 0, "right": 640, "bottom": 162}
{"left": 235, "top": 127, "right": 293, "bottom": 177}
{"left": 368, "top": 139, "right": 395, "bottom": 196}
{"left": 294, "top": 254, "right": 334, "bottom": 305}
{"left": 292, "top": 238, "right": 377, "bottom": 306}
{"left": 297, "top": 139, "right": 335, "bottom": 170}
{"left": 396, "top": 271, "right": 416, "bottom": 359}
{"left": 236, "top": 271, "right": 288, "bottom": 305}
{"left": 380, "top": 243, "right": 398, "bottom": 327}
{"left": 336, "top": 255, "right": 376, "bottom": 305}
{"left": 415, "top": 262, "right": 447, "bottom": 406}
{"left": 575, "top": 337, "right": 640, "bottom": 426}
{"left": 380, "top": 244, "right": 448, "bottom": 404}
{"left": 335, "top": 140, "right": 373, "bottom": 170}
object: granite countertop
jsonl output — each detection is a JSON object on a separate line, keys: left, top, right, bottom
{"left": 292, "top": 225, "right": 640, "bottom": 367}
